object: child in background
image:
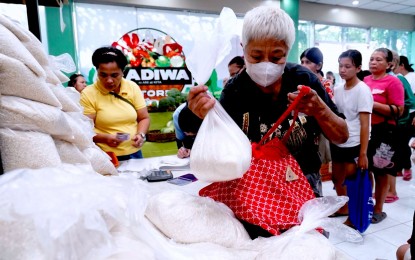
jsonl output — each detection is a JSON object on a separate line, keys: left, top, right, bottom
{"left": 329, "top": 50, "right": 373, "bottom": 224}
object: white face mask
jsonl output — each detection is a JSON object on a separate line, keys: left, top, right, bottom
{"left": 245, "top": 61, "right": 285, "bottom": 87}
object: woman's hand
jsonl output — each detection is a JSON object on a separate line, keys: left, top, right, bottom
{"left": 177, "top": 147, "right": 191, "bottom": 159}
{"left": 287, "top": 85, "right": 325, "bottom": 117}
{"left": 106, "top": 134, "right": 122, "bottom": 147}
{"left": 187, "top": 85, "right": 216, "bottom": 119}
{"left": 357, "top": 154, "right": 369, "bottom": 170}
{"left": 288, "top": 85, "right": 348, "bottom": 145}
{"left": 132, "top": 133, "right": 145, "bottom": 148}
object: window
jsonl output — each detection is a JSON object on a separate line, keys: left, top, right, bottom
{"left": 300, "top": 22, "right": 411, "bottom": 74}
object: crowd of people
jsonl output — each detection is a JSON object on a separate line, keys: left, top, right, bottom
{"left": 69, "top": 5, "right": 413, "bottom": 258}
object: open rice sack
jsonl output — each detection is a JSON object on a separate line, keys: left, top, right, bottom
{"left": 0, "top": 128, "right": 62, "bottom": 173}
{"left": 190, "top": 101, "right": 251, "bottom": 182}
{"left": 0, "top": 53, "right": 61, "bottom": 108}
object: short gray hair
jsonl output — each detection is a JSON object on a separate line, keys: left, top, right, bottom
{"left": 390, "top": 50, "right": 400, "bottom": 65}
{"left": 242, "top": 6, "right": 295, "bottom": 50}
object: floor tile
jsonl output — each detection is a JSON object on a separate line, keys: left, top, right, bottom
{"left": 322, "top": 172, "right": 414, "bottom": 260}
{"left": 373, "top": 224, "right": 412, "bottom": 246}
{"left": 334, "top": 235, "right": 397, "bottom": 260}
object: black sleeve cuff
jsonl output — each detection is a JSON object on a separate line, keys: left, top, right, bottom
{"left": 178, "top": 104, "right": 203, "bottom": 134}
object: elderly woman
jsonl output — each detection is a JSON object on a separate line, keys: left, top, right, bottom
{"left": 80, "top": 46, "right": 150, "bottom": 161}
{"left": 364, "top": 48, "right": 404, "bottom": 224}
{"left": 180, "top": 6, "right": 348, "bottom": 237}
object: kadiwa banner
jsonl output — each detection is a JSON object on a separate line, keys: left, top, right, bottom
{"left": 112, "top": 28, "right": 191, "bottom": 100}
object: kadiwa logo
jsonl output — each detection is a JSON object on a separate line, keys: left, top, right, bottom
{"left": 125, "top": 67, "right": 192, "bottom": 85}
{"left": 113, "top": 28, "right": 191, "bottom": 100}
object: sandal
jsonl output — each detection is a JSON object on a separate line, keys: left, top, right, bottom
{"left": 403, "top": 170, "right": 412, "bottom": 181}
{"left": 385, "top": 195, "right": 399, "bottom": 203}
{"left": 371, "top": 212, "right": 387, "bottom": 224}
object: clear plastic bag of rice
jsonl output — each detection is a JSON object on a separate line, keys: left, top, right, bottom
{"left": 190, "top": 101, "right": 251, "bottom": 182}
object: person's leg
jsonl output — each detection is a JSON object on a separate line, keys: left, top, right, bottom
{"left": 372, "top": 173, "right": 389, "bottom": 223}
{"left": 396, "top": 244, "right": 410, "bottom": 260}
{"left": 386, "top": 176, "right": 399, "bottom": 202}
{"left": 332, "top": 162, "right": 348, "bottom": 214}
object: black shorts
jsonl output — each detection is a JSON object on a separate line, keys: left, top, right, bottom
{"left": 330, "top": 144, "right": 360, "bottom": 163}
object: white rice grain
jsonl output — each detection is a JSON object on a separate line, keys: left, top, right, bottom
{"left": 0, "top": 95, "right": 72, "bottom": 137}
{"left": 0, "top": 129, "right": 62, "bottom": 173}
{"left": 82, "top": 146, "right": 118, "bottom": 176}
{"left": 0, "top": 54, "right": 61, "bottom": 108}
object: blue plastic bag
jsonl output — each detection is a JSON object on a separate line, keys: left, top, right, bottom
{"left": 345, "top": 168, "right": 374, "bottom": 233}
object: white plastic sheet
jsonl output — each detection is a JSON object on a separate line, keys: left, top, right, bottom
{"left": 186, "top": 7, "right": 238, "bottom": 85}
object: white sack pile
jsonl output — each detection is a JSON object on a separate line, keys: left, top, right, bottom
{"left": 0, "top": 166, "right": 152, "bottom": 259}
{"left": 0, "top": 14, "right": 117, "bottom": 176}
{"left": 0, "top": 163, "right": 360, "bottom": 259}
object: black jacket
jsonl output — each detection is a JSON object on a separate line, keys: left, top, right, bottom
{"left": 180, "top": 62, "right": 341, "bottom": 174}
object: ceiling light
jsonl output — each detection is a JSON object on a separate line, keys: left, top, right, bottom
{"left": 352, "top": 0, "right": 359, "bottom": 5}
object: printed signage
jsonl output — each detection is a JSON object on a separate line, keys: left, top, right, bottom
{"left": 113, "top": 28, "right": 191, "bottom": 101}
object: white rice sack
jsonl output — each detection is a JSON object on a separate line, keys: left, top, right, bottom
{"left": 0, "top": 14, "right": 50, "bottom": 67}
{"left": 0, "top": 14, "right": 31, "bottom": 42}
{"left": 82, "top": 146, "right": 118, "bottom": 176}
{"left": 66, "top": 112, "right": 95, "bottom": 140}
{"left": 22, "top": 27, "right": 50, "bottom": 67}
{"left": 54, "top": 112, "right": 94, "bottom": 148}
{"left": 45, "top": 66, "right": 61, "bottom": 85}
{"left": 63, "top": 87, "right": 81, "bottom": 104}
{"left": 49, "top": 84, "right": 82, "bottom": 112}
{"left": 0, "top": 54, "right": 61, "bottom": 107}
{"left": 0, "top": 129, "right": 61, "bottom": 173}
{"left": 255, "top": 228, "right": 337, "bottom": 260}
{"left": 54, "top": 69, "right": 70, "bottom": 83}
{"left": 54, "top": 139, "right": 91, "bottom": 166}
{"left": 144, "top": 190, "right": 251, "bottom": 247}
{"left": 0, "top": 95, "right": 73, "bottom": 137}
{"left": 0, "top": 24, "right": 45, "bottom": 78}
{"left": 190, "top": 102, "right": 252, "bottom": 182}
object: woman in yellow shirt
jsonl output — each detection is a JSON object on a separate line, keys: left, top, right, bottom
{"left": 81, "top": 46, "right": 150, "bottom": 161}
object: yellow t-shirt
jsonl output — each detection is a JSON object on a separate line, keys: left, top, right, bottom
{"left": 80, "top": 78, "right": 146, "bottom": 156}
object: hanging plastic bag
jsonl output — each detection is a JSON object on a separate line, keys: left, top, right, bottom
{"left": 186, "top": 7, "right": 251, "bottom": 182}
{"left": 254, "top": 196, "right": 363, "bottom": 259}
{"left": 186, "top": 7, "right": 238, "bottom": 85}
{"left": 190, "top": 101, "right": 251, "bottom": 182}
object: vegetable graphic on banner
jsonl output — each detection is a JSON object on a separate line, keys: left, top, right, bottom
{"left": 112, "top": 28, "right": 192, "bottom": 101}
